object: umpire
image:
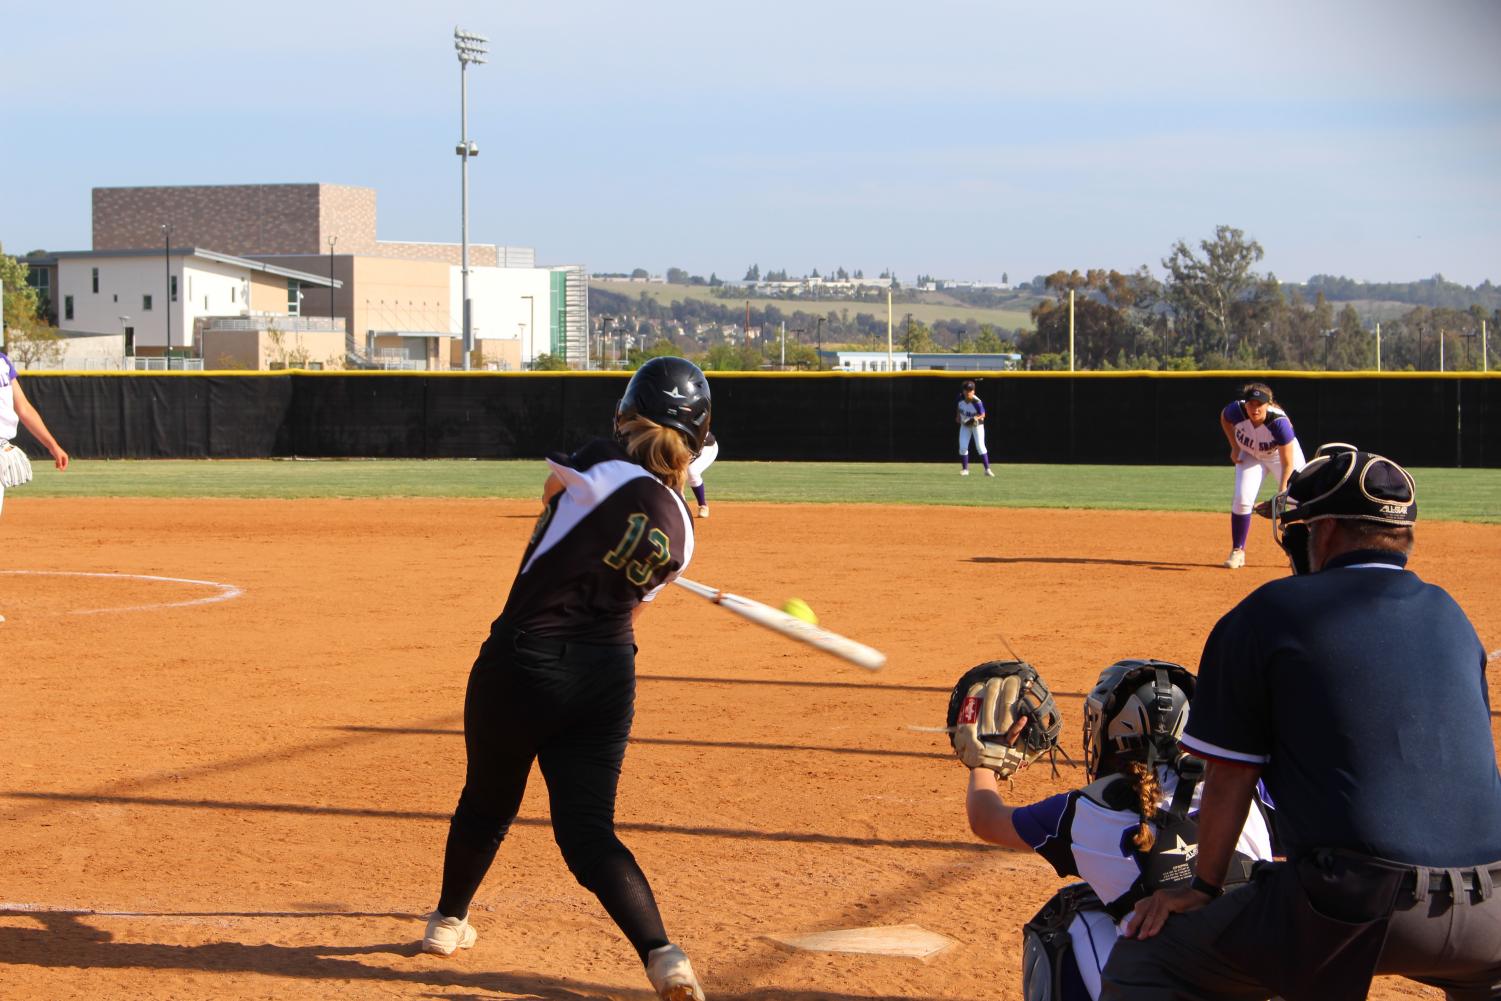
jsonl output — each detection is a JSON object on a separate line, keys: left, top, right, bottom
{"left": 1102, "top": 447, "right": 1501, "bottom": 1001}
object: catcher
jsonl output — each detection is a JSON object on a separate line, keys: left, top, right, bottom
{"left": 948, "top": 659, "right": 1276, "bottom": 1001}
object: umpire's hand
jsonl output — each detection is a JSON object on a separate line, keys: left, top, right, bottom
{"left": 1122, "top": 886, "right": 1213, "bottom": 939}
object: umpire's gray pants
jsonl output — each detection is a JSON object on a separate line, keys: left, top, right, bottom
{"left": 1100, "top": 871, "right": 1501, "bottom": 1001}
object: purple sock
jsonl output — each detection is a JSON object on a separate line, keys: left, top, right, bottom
{"left": 692, "top": 484, "right": 706, "bottom": 506}
{"left": 1231, "top": 512, "right": 1252, "bottom": 550}
{"left": 980, "top": 453, "right": 991, "bottom": 471}
{"left": 961, "top": 455, "right": 970, "bottom": 471}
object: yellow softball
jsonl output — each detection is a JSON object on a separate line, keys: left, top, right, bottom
{"left": 781, "top": 597, "right": 819, "bottom": 625}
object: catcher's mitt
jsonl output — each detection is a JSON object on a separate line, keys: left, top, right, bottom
{"left": 0, "top": 441, "right": 33, "bottom": 489}
{"left": 1252, "top": 498, "right": 1274, "bottom": 519}
{"left": 946, "top": 660, "right": 1064, "bottom": 778}
{"left": 963, "top": 417, "right": 980, "bottom": 427}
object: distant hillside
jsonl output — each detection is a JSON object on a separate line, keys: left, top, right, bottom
{"left": 1286, "top": 274, "right": 1501, "bottom": 311}
{"left": 590, "top": 279, "right": 1042, "bottom": 335}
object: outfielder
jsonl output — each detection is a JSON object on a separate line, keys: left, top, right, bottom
{"left": 1, "top": 350, "right": 70, "bottom": 623}
{"left": 949, "top": 659, "right": 1274, "bottom": 1000}
{"left": 1104, "top": 448, "right": 1501, "bottom": 1001}
{"left": 1217, "top": 382, "right": 1304, "bottom": 568}
{"left": 685, "top": 430, "right": 717, "bottom": 518}
{"left": 956, "top": 379, "right": 994, "bottom": 477}
{"left": 422, "top": 356, "right": 710, "bottom": 1001}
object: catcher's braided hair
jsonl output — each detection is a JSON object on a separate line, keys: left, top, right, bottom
{"left": 1125, "top": 761, "right": 1161, "bottom": 851}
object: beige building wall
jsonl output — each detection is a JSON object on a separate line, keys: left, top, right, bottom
{"left": 249, "top": 272, "right": 292, "bottom": 313}
{"left": 350, "top": 256, "right": 452, "bottom": 342}
{"left": 200, "top": 327, "right": 346, "bottom": 370}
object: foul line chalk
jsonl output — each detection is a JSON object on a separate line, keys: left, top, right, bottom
{"left": 0, "top": 570, "right": 244, "bottom": 615}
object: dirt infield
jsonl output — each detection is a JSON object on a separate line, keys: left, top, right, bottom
{"left": 3, "top": 498, "right": 1497, "bottom": 1000}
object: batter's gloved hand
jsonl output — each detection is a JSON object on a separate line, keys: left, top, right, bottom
{"left": 0, "top": 441, "right": 33, "bottom": 488}
{"left": 946, "top": 661, "right": 1063, "bottom": 779}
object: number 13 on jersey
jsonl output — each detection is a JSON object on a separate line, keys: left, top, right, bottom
{"left": 603, "top": 512, "right": 672, "bottom": 586}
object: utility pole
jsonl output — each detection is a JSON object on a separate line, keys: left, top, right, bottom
{"left": 1068, "top": 288, "right": 1075, "bottom": 372}
{"left": 454, "top": 27, "right": 488, "bottom": 371}
{"left": 161, "top": 223, "right": 172, "bottom": 367}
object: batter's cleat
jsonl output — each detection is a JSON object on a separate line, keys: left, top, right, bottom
{"left": 959, "top": 469, "right": 969, "bottom": 476}
{"left": 1223, "top": 549, "right": 1246, "bottom": 569}
{"left": 646, "top": 944, "right": 705, "bottom": 1001}
{"left": 421, "top": 910, "right": 477, "bottom": 956}
{"left": 984, "top": 468, "right": 995, "bottom": 477}
{"left": 698, "top": 505, "right": 710, "bottom": 519}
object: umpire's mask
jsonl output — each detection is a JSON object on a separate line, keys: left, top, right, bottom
{"left": 1272, "top": 446, "right": 1417, "bottom": 575}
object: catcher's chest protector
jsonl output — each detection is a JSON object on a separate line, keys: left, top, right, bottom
{"left": 1082, "top": 770, "right": 1257, "bottom": 922}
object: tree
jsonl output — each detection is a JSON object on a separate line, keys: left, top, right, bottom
{"left": 708, "top": 272, "right": 722, "bottom": 287}
{"left": 630, "top": 268, "right": 649, "bottom": 279}
{"left": 972, "top": 325, "right": 1003, "bottom": 353}
{"left": 1002, "top": 272, "right": 1009, "bottom": 285}
{"left": 1162, "top": 225, "right": 1265, "bottom": 361}
{"left": 3, "top": 322, "right": 64, "bottom": 368}
{"left": 900, "top": 315, "right": 935, "bottom": 352}
{"left": 531, "top": 353, "right": 570, "bottom": 371}
{"left": 666, "top": 267, "right": 689, "bottom": 284}
{"left": 1025, "top": 268, "right": 1158, "bottom": 369}
{"left": 1, "top": 248, "right": 43, "bottom": 335}
{"left": 744, "top": 264, "right": 760, "bottom": 281}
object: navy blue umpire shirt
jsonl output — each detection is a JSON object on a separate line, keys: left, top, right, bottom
{"left": 1182, "top": 549, "right": 1501, "bottom": 867}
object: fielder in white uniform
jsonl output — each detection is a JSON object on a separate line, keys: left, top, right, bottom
{"left": 1217, "top": 382, "right": 1304, "bottom": 569}
{"left": 955, "top": 380, "right": 993, "bottom": 477}
{"left": 0, "top": 351, "right": 69, "bottom": 623}
{"left": 685, "top": 430, "right": 717, "bottom": 518}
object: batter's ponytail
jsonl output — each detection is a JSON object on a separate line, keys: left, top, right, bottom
{"left": 617, "top": 415, "right": 694, "bottom": 492}
{"left": 1125, "top": 761, "right": 1161, "bottom": 851}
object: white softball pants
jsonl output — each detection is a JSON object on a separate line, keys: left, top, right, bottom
{"left": 959, "top": 423, "right": 987, "bottom": 456}
{"left": 1230, "top": 443, "right": 1306, "bottom": 515}
{"left": 687, "top": 439, "right": 719, "bottom": 489}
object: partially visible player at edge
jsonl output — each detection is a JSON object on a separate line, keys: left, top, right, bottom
{"left": 1217, "top": 382, "right": 1303, "bottom": 569}
{"left": 686, "top": 430, "right": 717, "bottom": 518}
{"left": 421, "top": 356, "right": 711, "bottom": 1001}
{"left": 0, "top": 350, "right": 70, "bottom": 623}
{"left": 956, "top": 379, "right": 994, "bottom": 477}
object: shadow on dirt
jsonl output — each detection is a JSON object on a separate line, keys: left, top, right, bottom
{"left": 0, "top": 909, "right": 938, "bottom": 1001}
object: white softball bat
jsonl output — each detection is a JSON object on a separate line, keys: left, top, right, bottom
{"left": 672, "top": 576, "right": 887, "bottom": 671}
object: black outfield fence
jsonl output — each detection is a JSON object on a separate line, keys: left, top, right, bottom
{"left": 12, "top": 371, "right": 1500, "bottom": 468}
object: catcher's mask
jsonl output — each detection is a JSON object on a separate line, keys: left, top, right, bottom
{"left": 1082, "top": 660, "right": 1195, "bottom": 782}
{"left": 1271, "top": 446, "right": 1416, "bottom": 575}
{"left": 615, "top": 356, "right": 712, "bottom": 457}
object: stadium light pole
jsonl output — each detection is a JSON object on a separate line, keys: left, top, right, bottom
{"left": 454, "top": 27, "right": 488, "bottom": 372}
{"left": 161, "top": 223, "right": 172, "bottom": 367}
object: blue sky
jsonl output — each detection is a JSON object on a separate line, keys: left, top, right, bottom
{"left": 4, "top": 0, "right": 1498, "bottom": 285}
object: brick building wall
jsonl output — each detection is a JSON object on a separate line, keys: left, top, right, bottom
{"left": 93, "top": 183, "right": 379, "bottom": 255}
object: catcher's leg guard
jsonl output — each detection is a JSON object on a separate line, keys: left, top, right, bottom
{"left": 1021, "top": 883, "right": 1103, "bottom": 1001}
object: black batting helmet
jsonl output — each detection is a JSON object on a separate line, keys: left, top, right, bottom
{"left": 1081, "top": 659, "right": 1196, "bottom": 781}
{"left": 1272, "top": 446, "right": 1415, "bottom": 575}
{"left": 616, "top": 356, "right": 712, "bottom": 456}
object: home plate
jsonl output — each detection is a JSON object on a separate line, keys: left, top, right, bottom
{"left": 762, "top": 924, "right": 956, "bottom": 961}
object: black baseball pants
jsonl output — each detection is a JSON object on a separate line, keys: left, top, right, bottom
{"left": 435, "top": 627, "right": 671, "bottom": 962}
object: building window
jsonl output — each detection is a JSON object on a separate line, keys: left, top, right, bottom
{"left": 230, "top": 285, "right": 236, "bottom": 303}
{"left": 143, "top": 294, "right": 153, "bottom": 311}
{"left": 64, "top": 295, "right": 74, "bottom": 321}
{"left": 91, "top": 267, "right": 99, "bottom": 293}
{"left": 170, "top": 276, "right": 178, "bottom": 302}
{"left": 287, "top": 280, "right": 300, "bottom": 316}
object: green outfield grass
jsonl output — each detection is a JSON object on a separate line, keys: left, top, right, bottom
{"left": 18, "top": 460, "right": 1501, "bottom": 523}
{"left": 592, "top": 280, "right": 1038, "bottom": 331}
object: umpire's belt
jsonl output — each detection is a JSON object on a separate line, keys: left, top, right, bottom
{"left": 1315, "top": 848, "right": 1501, "bottom": 904}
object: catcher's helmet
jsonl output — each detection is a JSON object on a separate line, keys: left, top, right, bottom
{"left": 1082, "top": 659, "right": 1195, "bottom": 781}
{"left": 1271, "top": 446, "right": 1415, "bottom": 575}
{"left": 616, "top": 356, "right": 712, "bottom": 456}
